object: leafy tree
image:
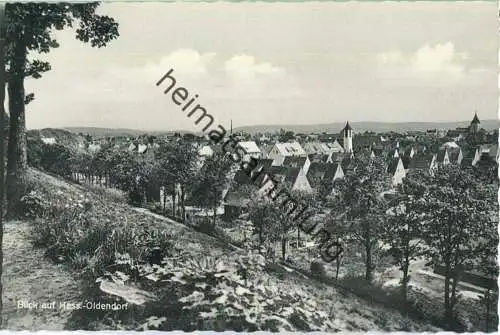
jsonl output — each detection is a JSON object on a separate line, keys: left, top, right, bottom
{"left": 247, "top": 193, "right": 275, "bottom": 249}
{"left": 155, "top": 142, "right": 198, "bottom": 220}
{"left": 382, "top": 172, "right": 426, "bottom": 300}
{"left": 278, "top": 129, "right": 295, "bottom": 143}
{"left": 191, "top": 152, "right": 232, "bottom": 228}
{"left": 332, "top": 156, "right": 391, "bottom": 282}
{"left": 420, "top": 166, "right": 497, "bottom": 326}
{"left": 3, "top": 2, "right": 119, "bottom": 217}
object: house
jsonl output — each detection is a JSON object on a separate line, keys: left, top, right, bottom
{"left": 41, "top": 137, "right": 56, "bottom": 145}
{"left": 472, "top": 144, "right": 499, "bottom": 166}
{"left": 128, "top": 142, "right": 137, "bottom": 152}
{"left": 370, "top": 146, "right": 384, "bottom": 159}
{"left": 308, "top": 153, "right": 330, "bottom": 164}
{"left": 282, "top": 156, "right": 311, "bottom": 174}
{"left": 436, "top": 148, "right": 450, "bottom": 166}
{"left": 448, "top": 148, "right": 463, "bottom": 165}
{"left": 198, "top": 145, "right": 214, "bottom": 158}
{"left": 306, "top": 162, "right": 344, "bottom": 193}
{"left": 137, "top": 144, "right": 148, "bottom": 154}
{"left": 237, "top": 141, "right": 261, "bottom": 162}
{"left": 401, "top": 146, "right": 415, "bottom": 158}
{"left": 267, "top": 142, "right": 307, "bottom": 166}
{"left": 259, "top": 166, "right": 313, "bottom": 194}
{"left": 387, "top": 157, "right": 406, "bottom": 186}
{"left": 407, "top": 153, "right": 437, "bottom": 175}
{"left": 88, "top": 142, "right": 101, "bottom": 153}
{"left": 303, "top": 141, "right": 344, "bottom": 155}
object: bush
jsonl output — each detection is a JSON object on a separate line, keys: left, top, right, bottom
{"left": 88, "top": 185, "right": 127, "bottom": 204}
{"left": 310, "top": 261, "right": 326, "bottom": 279}
{"left": 196, "top": 218, "right": 216, "bottom": 235}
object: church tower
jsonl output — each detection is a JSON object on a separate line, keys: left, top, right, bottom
{"left": 470, "top": 112, "right": 480, "bottom": 134}
{"left": 342, "top": 121, "right": 353, "bottom": 153}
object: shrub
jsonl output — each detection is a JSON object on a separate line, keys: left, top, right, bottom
{"left": 310, "top": 261, "right": 326, "bottom": 279}
{"left": 88, "top": 185, "right": 127, "bottom": 204}
{"left": 196, "top": 218, "right": 216, "bottom": 235}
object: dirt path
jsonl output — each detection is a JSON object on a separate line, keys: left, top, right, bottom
{"left": 2, "top": 221, "right": 81, "bottom": 330}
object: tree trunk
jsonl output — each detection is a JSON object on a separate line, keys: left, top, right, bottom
{"left": 0, "top": 3, "right": 7, "bottom": 325}
{"left": 180, "top": 185, "right": 185, "bottom": 222}
{"left": 162, "top": 187, "right": 167, "bottom": 214}
{"left": 171, "top": 190, "right": 176, "bottom": 217}
{"left": 444, "top": 261, "right": 452, "bottom": 324}
{"left": 212, "top": 206, "right": 216, "bottom": 228}
{"left": 485, "top": 288, "right": 491, "bottom": 332}
{"left": 281, "top": 236, "right": 287, "bottom": 261}
{"left": 297, "top": 227, "right": 300, "bottom": 248}
{"left": 6, "top": 37, "right": 27, "bottom": 218}
{"left": 365, "top": 241, "right": 373, "bottom": 282}
{"left": 401, "top": 243, "right": 410, "bottom": 300}
{"left": 336, "top": 238, "right": 341, "bottom": 280}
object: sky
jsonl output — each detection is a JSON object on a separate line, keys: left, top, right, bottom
{"left": 24, "top": 1, "right": 498, "bottom": 131}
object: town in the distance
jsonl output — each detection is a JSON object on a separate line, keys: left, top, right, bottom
{"left": 25, "top": 112, "right": 498, "bottom": 332}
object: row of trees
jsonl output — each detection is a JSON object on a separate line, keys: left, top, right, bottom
{"left": 327, "top": 155, "right": 497, "bottom": 327}
{"left": 238, "top": 153, "right": 496, "bottom": 328}
{"left": 27, "top": 137, "right": 233, "bottom": 226}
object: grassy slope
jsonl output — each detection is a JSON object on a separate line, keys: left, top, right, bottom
{"left": 24, "top": 168, "right": 438, "bottom": 331}
{"left": 2, "top": 221, "right": 82, "bottom": 330}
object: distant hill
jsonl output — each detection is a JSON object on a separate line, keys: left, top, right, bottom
{"left": 27, "top": 128, "right": 85, "bottom": 149}
{"left": 61, "top": 127, "right": 179, "bottom": 138}
{"left": 233, "top": 120, "right": 500, "bottom": 134}
{"left": 32, "top": 120, "right": 499, "bottom": 139}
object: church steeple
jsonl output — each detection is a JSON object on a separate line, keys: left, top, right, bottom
{"left": 470, "top": 112, "right": 480, "bottom": 134}
{"left": 471, "top": 112, "right": 480, "bottom": 125}
{"left": 342, "top": 121, "right": 353, "bottom": 153}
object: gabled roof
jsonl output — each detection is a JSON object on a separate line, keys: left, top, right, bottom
{"left": 401, "top": 155, "right": 412, "bottom": 169}
{"left": 408, "top": 154, "right": 435, "bottom": 170}
{"left": 256, "top": 158, "right": 274, "bottom": 171}
{"left": 371, "top": 146, "right": 384, "bottom": 157}
{"left": 460, "top": 157, "right": 474, "bottom": 167}
{"left": 273, "top": 142, "right": 306, "bottom": 156}
{"left": 283, "top": 156, "right": 308, "bottom": 169}
{"left": 306, "top": 162, "right": 339, "bottom": 188}
{"left": 436, "top": 148, "right": 448, "bottom": 162}
{"left": 387, "top": 157, "right": 402, "bottom": 175}
{"left": 340, "top": 155, "right": 354, "bottom": 171}
{"left": 237, "top": 141, "right": 261, "bottom": 154}
{"left": 308, "top": 153, "right": 330, "bottom": 163}
{"left": 267, "top": 166, "right": 301, "bottom": 187}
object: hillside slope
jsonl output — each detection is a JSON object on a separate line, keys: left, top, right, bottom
{"left": 18, "top": 169, "right": 439, "bottom": 331}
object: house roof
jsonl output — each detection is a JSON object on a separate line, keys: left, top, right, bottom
{"left": 267, "top": 166, "right": 301, "bottom": 187}
{"left": 273, "top": 142, "right": 306, "bottom": 156}
{"left": 436, "top": 148, "right": 448, "bottom": 162}
{"left": 408, "top": 154, "right": 435, "bottom": 170}
{"left": 354, "top": 135, "right": 379, "bottom": 149}
{"left": 237, "top": 141, "right": 261, "bottom": 154}
{"left": 387, "top": 157, "right": 402, "bottom": 175}
{"left": 283, "top": 156, "right": 308, "bottom": 169}
{"left": 448, "top": 149, "right": 462, "bottom": 163}
{"left": 306, "top": 162, "right": 339, "bottom": 188}
{"left": 256, "top": 158, "right": 274, "bottom": 171}
{"left": 308, "top": 153, "right": 330, "bottom": 163}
